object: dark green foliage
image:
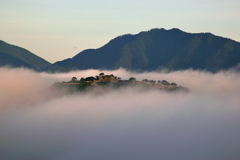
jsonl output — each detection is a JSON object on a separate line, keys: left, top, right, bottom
{"left": 97, "top": 81, "right": 111, "bottom": 86}
{"left": 162, "top": 80, "right": 170, "bottom": 85}
{"left": 148, "top": 80, "right": 156, "bottom": 83}
{"left": 71, "top": 77, "right": 78, "bottom": 82}
{"left": 0, "top": 40, "right": 51, "bottom": 71}
{"left": 78, "top": 82, "right": 91, "bottom": 90}
{"left": 52, "top": 28, "right": 240, "bottom": 72}
{"left": 85, "top": 76, "right": 95, "bottom": 82}
{"left": 129, "top": 77, "right": 136, "bottom": 81}
{"left": 80, "top": 77, "right": 85, "bottom": 83}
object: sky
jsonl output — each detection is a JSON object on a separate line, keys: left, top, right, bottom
{"left": 0, "top": 0, "right": 240, "bottom": 63}
{"left": 1, "top": 67, "right": 240, "bottom": 159}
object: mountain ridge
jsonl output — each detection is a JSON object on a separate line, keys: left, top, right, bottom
{"left": 52, "top": 28, "right": 240, "bottom": 72}
{"left": 1, "top": 28, "right": 240, "bottom": 72}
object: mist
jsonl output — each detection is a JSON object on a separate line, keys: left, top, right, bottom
{"left": 1, "top": 67, "right": 240, "bottom": 160}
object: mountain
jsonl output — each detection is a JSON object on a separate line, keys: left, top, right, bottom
{"left": 0, "top": 40, "right": 51, "bottom": 70}
{"left": 52, "top": 28, "right": 240, "bottom": 72}
{"left": 0, "top": 52, "right": 35, "bottom": 69}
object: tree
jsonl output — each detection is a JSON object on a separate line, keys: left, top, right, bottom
{"left": 80, "top": 77, "right": 85, "bottom": 83}
{"left": 71, "top": 77, "right": 77, "bottom": 82}
{"left": 85, "top": 76, "right": 95, "bottom": 81}
{"left": 149, "top": 80, "right": 156, "bottom": 83}
{"left": 170, "top": 82, "right": 177, "bottom": 86}
{"left": 99, "top": 73, "right": 104, "bottom": 76}
{"left": 162, "top": 80, "right": 170, "bottom": 85}
{"left": 129, "top": 77, "right": 136, "bottom": 81}
{"left": 78, "top": 82, "right": 91, "bottom": 90}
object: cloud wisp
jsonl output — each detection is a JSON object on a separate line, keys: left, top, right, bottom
{"left": 0, "top": 67, "right": 240, "bottom": 160}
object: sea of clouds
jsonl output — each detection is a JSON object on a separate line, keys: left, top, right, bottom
{"left": 0, "top": 67, "right": 240, "bottom": 160}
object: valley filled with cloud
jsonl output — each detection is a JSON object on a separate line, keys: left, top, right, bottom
{"left": 0, "top": 67, "right": 240, "bottom": 160}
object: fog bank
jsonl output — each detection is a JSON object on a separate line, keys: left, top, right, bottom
{"left": 0, "top": 67, "right": 240, "bottom": 160}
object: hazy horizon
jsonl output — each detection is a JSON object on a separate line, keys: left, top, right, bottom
{"left": 1, "top": 67, "right": 240, "bottom": 159}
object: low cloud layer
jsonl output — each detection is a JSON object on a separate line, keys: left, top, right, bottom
{"left": 0, "top": 67, "right": 240, "bottom": 160}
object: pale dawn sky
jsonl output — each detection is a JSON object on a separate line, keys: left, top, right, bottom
{"left": 0, "top": 0, "right": 239, "bottom": 63}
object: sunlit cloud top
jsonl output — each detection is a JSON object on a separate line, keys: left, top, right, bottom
{"left": 1, "top": 67, "right": 240, "bottom": 159}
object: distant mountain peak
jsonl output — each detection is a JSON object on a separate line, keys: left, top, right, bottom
{"left": 51, "top": 28, "right": 240, "bottom": 73}
{"left": 169, "top": 28, "right": 183, "bottom": 32}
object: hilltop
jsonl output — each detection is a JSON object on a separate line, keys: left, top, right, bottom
{"left": 53, "top": 73, "right": 188, "bottom": 93}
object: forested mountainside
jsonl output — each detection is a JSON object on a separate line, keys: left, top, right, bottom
{"left": 52, "top": 28, "right": 240, "bottom": 72}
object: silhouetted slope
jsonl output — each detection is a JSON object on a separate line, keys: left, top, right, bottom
{"left": 54, "top": 34, "right": 138, "bottom": 70}
{"left": 53, "top": 28, "right": 240, "bottom": 72}
{"left": 0, "top": 52, "right": 35, "bottom": 69}
{"left": 0, "top": 40, "right": 51, "bottom": 70}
